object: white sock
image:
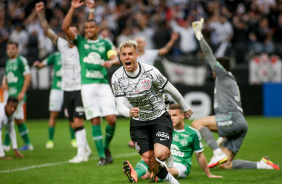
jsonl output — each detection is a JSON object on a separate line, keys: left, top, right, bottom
{"left": 75, "top": 129, "right": 86, "bottom": 156}
{"left": 164, "top": 172, "right": 179, "bottom": 184}
{"left": 213, "top": 148, "right": 224, "bottom": 156}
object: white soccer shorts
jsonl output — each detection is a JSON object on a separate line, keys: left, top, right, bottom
{"left": 49, "top": 89, "right": 64, "bottom": 111}
{"left": 81, "top": 83, "right": 117, "bottom": 120}
{"left": 14, "top": 100, "right": 25, "bottom": 120}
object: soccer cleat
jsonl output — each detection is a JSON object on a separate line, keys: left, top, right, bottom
{"left": 97, "top": 157, "right": 107, "bottom": 166}
{"left": 45, "top": 140, "right": 54, "bottom": 149}
{"left": 19, "top": 144, "right": 34, "bottom": 151}
{"left": 128, "top": 141, "right": 135, "bottom": 148}
{"left": 69, "top": 155, "right": 87, "bottom": 163}
{"left": 3, "top": 145, "right": 11, "bottom": 152}
{"left": 261, "top": 156, "right": 280, "bottom": 170}
{"left": 149, "top": 172, "right": 158, "bottom": 183}
{"left": 208, "top": 153, "right": 228, "bottom": 168}
{"left": 71, "top": 139, "right": 77, "bottom": 148}
{"left": 123, "top": 160, "right": 138, "bottom": 183}
{"left": 105, "top": 149, "right": 113, "bottom": 163}
{"left": 216, "top": 137, "right": 225, "bottom": 147}
{"left": 165, "top": 154, "right": 174, "bottom": 168}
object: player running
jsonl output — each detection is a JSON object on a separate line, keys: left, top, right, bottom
{"left": 62, "top": 0, "right": 120, "bottom": 165}
{"left": 33, "top": 52, "right": 76, "bottom": 149}
{"left": 191, "top": 18, "right": 279, "bottom": 170}
{"left": 123, "top": 104, "right": 222, "bottom": 183}
{"left": 112, "top": 40, "right": 193, "bottom": 184}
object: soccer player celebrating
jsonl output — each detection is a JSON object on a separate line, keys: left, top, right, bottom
{"left": 191, "top": 18, "right": 279, "bottom": 170}
{"left": 112, "top": 40, "right": 193, "bottom": 184}
{"left": 62, "top": 0, "right": 120, "bottom": 165}
{"left": 123, "top": 104, "right": 222, "bottom": 183}
{"left": 35, "top": 2, "right": 92, "bottom": 163}
{"left": 0, "top": 97, "right": 24, "bottom": 160}
{"left": 33, "top": 52, "right": 76, "bottom": 149}
{"left": 2, "top": 41, "right": 33, "bottom": 151}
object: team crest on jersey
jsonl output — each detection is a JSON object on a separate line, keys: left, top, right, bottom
{"left": 84, "top": 44, "right": 90, "bottom": 49}
{"left": 141, "top": 79, "right": 151, "bottom": 89}
{"left": 180, "top": 139, "right": 188, "bottom": 146}
{"left": 98, "top": 46, "right": 105, "bottom": 53}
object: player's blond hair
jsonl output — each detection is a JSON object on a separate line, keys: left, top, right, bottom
{"left": 119, "top": 40, "right": 138, "bottom": 52}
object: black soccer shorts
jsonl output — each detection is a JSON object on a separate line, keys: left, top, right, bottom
{"left": 130, "top": 112, "right": 173, "bottom": 155}
{"left": 64, "top": 90, "right": 85, "bottom": 122}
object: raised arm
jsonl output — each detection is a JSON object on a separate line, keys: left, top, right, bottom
{"left": 163, "top": 82, "right": 193, "bottom": 119}
{"left": 158, "top": 32, "right": 178, "bottom": 56}
{"left": 35, "top": 2, "right": 58, "bottom": 46}
{"left": 192, "top": 18, "right": 217, "bottom": 70}
{"left": 196, "top": 152, "right": 222, "bottom": 178}
{"left": 86, "top": 0, "right": 95, "bottom": 20}
{"left": 62, "top": 0, "right": 85, "bottom": 41}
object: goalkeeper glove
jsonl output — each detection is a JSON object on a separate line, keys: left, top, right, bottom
{"left": 192, "top": 18, "right": 204, "bottom": 41}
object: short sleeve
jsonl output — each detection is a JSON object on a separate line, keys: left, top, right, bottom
{"left": 44, "top": 53, "right": 56, "bottom": 66}
{"left": 57, "top": 37, "right": 68, "bottom": 52}
{"left": 72, "top": 34, "right": 82, "bottom": 46}
{"left": 20, "top": 56, "right": 31, "bottom": 75}
{"left": 111, "top": 74, "right": 125, "bottom": 97}
{"left": 151, "top": 67, "right": 168, "bottom": 89}
{"left": 193, "top": 130, "right": 204, "bottom": 153}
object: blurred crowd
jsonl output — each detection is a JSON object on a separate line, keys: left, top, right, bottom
{"left": 0, "top": 0, "right": 281, "bottom": 66}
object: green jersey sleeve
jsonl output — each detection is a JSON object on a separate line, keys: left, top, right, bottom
{"left": 19, "top": 56, "right": 30, "bottom": 75}
{"left": 192, "top": 130, "right": 204, "bottom": 153}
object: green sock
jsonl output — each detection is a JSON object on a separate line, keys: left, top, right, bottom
{"left": 4, "top": 129, "right": 10, "bottom": 146}
{"left": 18, "top": 123, "right": 31, "bottom": 145}
{"left": 69, "top": 125, "right": 75, "bottom": 140}
{"left": 92, "top": 124, "right": 105, "bottom": 158}
{"left": 104, "top": 124, "right": 116, "bottom": 150}
{"left": 135, "top": 160, "right": 149, "bottom": 179}
{"left": 48, "top": 126, "right": 55, "bottom": 141}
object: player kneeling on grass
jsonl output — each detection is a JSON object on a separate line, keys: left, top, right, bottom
{"left": 0, "top": 97, "right": 24, "bottom": 160}
{"left": 191, "top": 18, "right": 279, "bottom": 170}
{"left": 123, "top": 104, "right": 222, "bottom": 183}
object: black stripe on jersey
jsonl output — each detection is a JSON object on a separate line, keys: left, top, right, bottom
{"left": 115, "top": 94, "right": 126, "bottom": 97}
{"left": 160, "top": 79, "right": 168, "bottom": 89}
{"left": 123, "top": 62, "right": 142, "bottom": 79}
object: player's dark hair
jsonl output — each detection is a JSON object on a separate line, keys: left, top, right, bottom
{"left": 216, "top": 57, "right": 231, "bottom": 71}
{"left": 86, "top": 19, "right": 98, "bottom": 25}
{"left": 7, "top": 41, "right": 19, "bottom": 48}
{"left": 7, "top": 96, "right": 19, "bottom": 104}
{"left": 169, "top": 104, "right": 184, "bottom": 114}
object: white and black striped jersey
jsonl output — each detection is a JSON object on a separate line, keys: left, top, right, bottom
{"left": 111, "top": 62, "right": 168, "bottom": 121}
{"left": 57, "top": 37, "right": 81, "bottom": 91}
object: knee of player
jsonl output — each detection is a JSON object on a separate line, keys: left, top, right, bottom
{"left": 191, "top": 120, "right": 201, "bottom": 130}
{"left": 155, "top": 151, "right": 169, "bottom": 162}
{"left": 106, "top": 115, "right": 116, "bottom": 125}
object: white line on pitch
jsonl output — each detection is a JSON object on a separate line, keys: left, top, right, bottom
{"left": 0, "top": 152, "right": 138, "bottom": 174}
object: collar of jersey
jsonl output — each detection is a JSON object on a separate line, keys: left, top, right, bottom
{"left": 87, "top": 39, "right": 100, "bottom": 43}
{"left": 8, "top": 58, "right": 17, "bottom": 62}
{"left": 123, "top": 62, "right": 141, "bottom": 79}
{"left": 174, "top": 129, "right": 185, "bottom": 132}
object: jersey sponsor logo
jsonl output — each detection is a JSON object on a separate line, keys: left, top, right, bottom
{"left": 141, "top": 79, "right": 151, "bottom": 89}
{"left": 173, "top": 134, "right": 180, "bottom": 142}
{"left": 171, "top": 144, "right": 185, "bottom": 157}
{"left": 8, "top": 87, "right": 17, "bottom": 95}
{"left": 128, "top": 96, "right": 155, "bottom": 107}
{"left": 156, "top": 131, "right": 170, "bottom": 140}
{"left": 218, "top": 120, "right": 233, "bottom": 126}
{"left": 86, "top": 70, "right": 104, "bottom": 79}
{"left": 75, "top": 106, "right": 84, "bottom": 113}
{"left": 83, "top": 52, "right": 104, "bottom": 65}
{"left": 7, "top": 72, "right": 18, "bottom": 83}
{"left": 91, "top": 44, "right": 97, "bottom": 50}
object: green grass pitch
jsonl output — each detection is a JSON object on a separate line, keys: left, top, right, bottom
{"left": 1, "top": 117, "right": 281, "bottom": 184}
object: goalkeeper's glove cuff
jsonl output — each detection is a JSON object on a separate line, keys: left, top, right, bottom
{"left": 195, "top": 31, "right": 203, "bottom": 41}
